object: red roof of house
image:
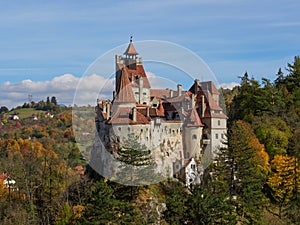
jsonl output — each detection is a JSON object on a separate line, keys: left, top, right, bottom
{"left": 137, "top": 107, "right": 165, "bottom": 117}
{"left": 203, "top": 90, "right": 222, "bottom": 111}
{"left": 200, "top": 81, "right": 219, "bottom": 95}
{"left": 186, "top": 108, "right": 204, "bottom": 127}
{"left": 114, "top": 68, "right": 136, "bottom": 104}
{"left": 127, "top": 65, "right": 151, "bottom": 88}
{"left": 0, "top": 173, "right": 8, "bottom": 180}
{"left": 107, "top": 107, "right": 150, "bottom": 125}
{"left": 150, "top": 89, "right": 171, "bottom": 99}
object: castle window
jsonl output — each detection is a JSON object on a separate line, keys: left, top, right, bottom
{"left": 153, "top": 104, "right": 157, "bottom": 107}
{"left": 118, "top": 127, "right": 121, "bottom": 131}
{"left": 192, "top": 134, "right": 197, "bottom": 140}
{"left": 128, "top": 127, "right": 130, "bottom": 132}
{"left": 215, "top": 133, "right": 219, "bottom": 139}
{"left": 143, "top": 102, "right": 147, "bottom": 104}
{"left": 143, "top": 92, "right": 147, "bottom": 95}
{"left": 191, "top": 164, "right": 196, "bottom": 170}
{"left": 218, "top": 120, "right": 221, "bottom": 126}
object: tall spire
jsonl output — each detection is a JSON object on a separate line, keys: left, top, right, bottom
{"left": 124, "top": 36, "right": 138, "bottom": 55}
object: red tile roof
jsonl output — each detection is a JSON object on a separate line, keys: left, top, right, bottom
{"left": 166, "top": 93, "right": 190, "bottom": 103}
{"left": 200, "top": 81, "right": 219, "bottom": 95}
{"left": 114, "top": 68, "right": 136, "bottom": 104}
{"left": 186, "top": 108, "right": 204, "bottom": 127}
{"left": 150, "top": 89, "right": 171, "bottom": 99}
{"left": 124, "top": 42, "right": 138, "bottom": 55}
{"left": 137, "top": 107, "right": 164, "bottom": 117}
{"left": 203, "top": 90, "right": 222, "bottom": 111}
{"left": 0, "top": 173, "right": 8, "bottom": 180}
{"left": 107, "top": 107, "right": 150, "bottom": 125}
{"left": 127, "top": 65, "right": 151, "bottom": 88}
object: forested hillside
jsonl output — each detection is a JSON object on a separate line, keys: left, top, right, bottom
{"left": 0, "top": 57, "right": 299, "bottom": 224}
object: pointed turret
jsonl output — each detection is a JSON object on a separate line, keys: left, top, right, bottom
{"left": 124, "top": 36, "right": 138, "bottom": 56}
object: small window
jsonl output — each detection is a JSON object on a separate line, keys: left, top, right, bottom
{"left": 192, "top": 134, "right": 197, "bottom": 140}
{"left": 143, "top": 92, "right": 147, "bottom": 95}
{"left": 218, "top": 120, "right": 221, "bottom": 126}
{"left": 215, "top": 133, "right": 219, "bottom": 139}
{"left": 118, "top": 127, "right": 122, "bottom": 131}
{"left": 153, "top": 104, "right": 157, "bottom": 107}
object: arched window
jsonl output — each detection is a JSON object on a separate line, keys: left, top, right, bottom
{"left": 192, "top": 134, "right": 197, "bottom": 140}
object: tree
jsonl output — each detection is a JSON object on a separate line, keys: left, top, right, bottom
{"left": 227, "top": 121, "right": 267, "bottom": 224}
{"left": 115, "top": 133, "right": 157, "bottom": 199}
{"left": 267, "top": 155, "right": 300, "bottom": 219}
{"left": 230, "top": 74, "right": 268, "bottom": 121}
{"left": 275, "top": 67, "right": 285, "bottom": 87}
{"left": 0, "top": 106, "right": 9, "bottom": 114}
{"left": 161, "top": 180, "right": 189, "bottom": 224}
{"left": 285, "top": 56, "right": 300, "bottom": 93}
{"left": 188, "top": 185, "right": 236, "bottom": 225}
{"left": 51, "top": 96, "right": 57, "bottom": 105}
{"left": 78, "top": 180, "right": 136, "bottom": 224}
{"left": 252, "top": 116, "right": 292, "bottom": 159}
{"left": 46, "top": 96, "right": 50, "bottom": 104}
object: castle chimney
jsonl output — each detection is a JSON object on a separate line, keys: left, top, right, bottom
{"left": 194, "top": 79, "right": 199, "bottom": 93}
{"left": 131, "top": 73, "right": 134, "bottom": 83}
{"left": 177, "top": 84, "right": 182, "bottom": 96}
{"left": 201, "top": 95, "right": 205, "bottom": 117}
{"left": 146, "top": 107, "right": 150, "bottom": 117}
{"left": 106, "top": 101, "right": 111, "bottom": 118}
{"left": 191, "top": 94, "right": 195, "bottom": 108}
{"left": 170, "top": 90, "right": 173, "bottom": 98}
{"left": 139, "top": 76, "right": 144, "bottom": 104}
{"left": 103, "top": 101, "right": 107, "bottom": 113}
{"left": 132, "top": 107, "right": 137, "bottom": 122}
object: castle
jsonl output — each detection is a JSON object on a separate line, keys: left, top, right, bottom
{"left": 94, "top": 39, "right": 227, "bottom": 186}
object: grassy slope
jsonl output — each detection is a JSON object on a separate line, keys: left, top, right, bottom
{"left": 10, "top": 108, "right": 45, "bottom": 119}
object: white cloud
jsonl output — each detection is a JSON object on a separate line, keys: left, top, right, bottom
{"left": 146, "top": 71, "right": 178, "bottom": 90}
{"left": 0, "top": 74, "right": 114, "bottom": 109}
{"left": 219, "top": 82, "right": 239, "bottom": 89}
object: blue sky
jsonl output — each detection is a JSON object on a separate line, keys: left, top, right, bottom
{"left": 0, "top": 0, "right": 300, "bottom": 108}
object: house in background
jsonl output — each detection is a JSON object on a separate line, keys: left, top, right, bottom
{"left": 0, "top": 173, "right": 18, "bottom": 191}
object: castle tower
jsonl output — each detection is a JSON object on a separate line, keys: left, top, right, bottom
{"left": 115, "top": 37, "right": 151, "bottom": 105}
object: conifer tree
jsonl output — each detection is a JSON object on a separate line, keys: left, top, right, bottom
{"left": 115, "top": 133, "right": 157, "bottom": 199}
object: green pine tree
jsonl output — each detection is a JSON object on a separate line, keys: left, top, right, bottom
{"left": 115, "top": 133, "right": 158, "bottom": 199}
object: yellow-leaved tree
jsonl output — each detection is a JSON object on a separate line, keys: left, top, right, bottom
{"left": 267, "top": 155, "right": 300, "bottom": 218}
